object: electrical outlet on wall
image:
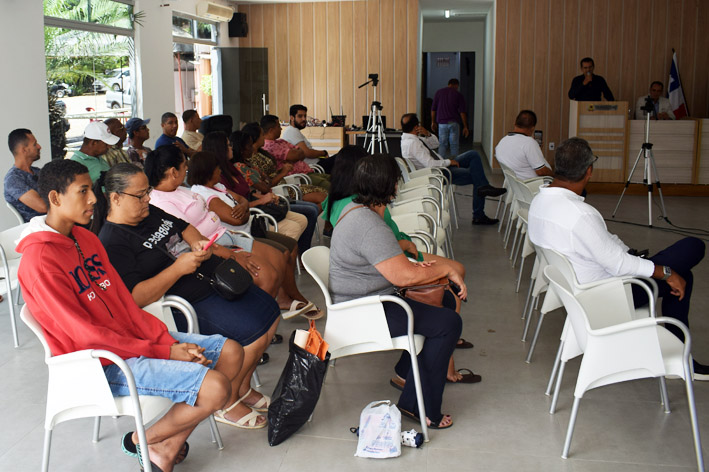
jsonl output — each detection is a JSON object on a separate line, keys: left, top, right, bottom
{"left": 549, "top": 142, "right": 555, "bottom": 150}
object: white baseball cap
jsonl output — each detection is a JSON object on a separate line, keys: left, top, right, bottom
{"left": 84, "top": 121, "right": 120, "bottom": 145}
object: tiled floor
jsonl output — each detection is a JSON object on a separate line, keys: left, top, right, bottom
{"left": 1, "top": 177, "right": 708, "bottom": 471}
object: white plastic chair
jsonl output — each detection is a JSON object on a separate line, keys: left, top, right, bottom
{"left": 544, "top": 265, "right": 704, "bottom": 470}
{"left": 1, "top": 222, "right": 29, "bottom": 348}
{"left": 5, "top": 201, "right": 25, "bottom": 225}
{"left": 301, "top": 246, "right": 429, "bottom": 441}
{"left": 21, "top": 305, "right": 159, "bottom": 472}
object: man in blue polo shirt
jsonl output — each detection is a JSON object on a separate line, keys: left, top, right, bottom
{"left": 4, "top": 128, "right": 46, "bottom": 222}
{"left": 155, "top": 112, "right": 196, "bottom": 157}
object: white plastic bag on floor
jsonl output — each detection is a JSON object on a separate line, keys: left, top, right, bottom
{"left": 354, "top": 400, "right": 402, "bottom": 458}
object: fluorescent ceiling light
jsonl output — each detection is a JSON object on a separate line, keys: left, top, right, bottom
{"left": 444, "top": 10, "right": 450, "bottom": 18}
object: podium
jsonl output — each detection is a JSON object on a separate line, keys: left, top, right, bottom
{"left": 569, "top": 101, "right": 628, "bottom": 182}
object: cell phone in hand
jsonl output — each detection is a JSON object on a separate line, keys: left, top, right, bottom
{"left": 449, "top": 281, "right": 466, "bottom": 302}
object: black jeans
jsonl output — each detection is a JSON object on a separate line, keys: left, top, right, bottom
{"left": 631, "top": 237, "right": 705, "bottom": 340}
{"left": 384, "top": 290, "right": 462, "bottom": 423}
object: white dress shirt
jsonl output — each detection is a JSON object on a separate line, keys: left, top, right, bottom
{"left": 400, "top": 132, "right": 451, "bottom": 169}
{"left": 528, "top": 186, "right": 654, "bottom": 284}
{"left": 495, "top": 133, "right": 551, "bottom": 180}
{"left": 635, "top": 96, "right": 676, "bottom": 120}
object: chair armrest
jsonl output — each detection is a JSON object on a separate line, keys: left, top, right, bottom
{"left": 250, "top": 210, "right": 279, "bottom": 232}
{"left": 408, "top": 233, "right": 432, "bottom": 253}
{"left": 390, "top": 197, "right": 442, "bottom": 226}
{"left": 163, "top": 295, "right": 198, "bottom": 334}
{"left": 590, "top": 317, "right": 692, "bottom": 360}
{"left": 330, "top": 295, "right": 387, "bottom": 310}
{"left": 310, "top": 164, "right": 325, "bottom": 173}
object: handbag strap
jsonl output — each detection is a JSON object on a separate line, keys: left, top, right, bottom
{"left": 335, "top": 204, "right": 366, "bottom": 226}
{"left": 106, "top": 221, "right": 214, "bottom": 282}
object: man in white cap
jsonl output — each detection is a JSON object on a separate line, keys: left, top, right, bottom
{"left": 70, "top": 121, "right": 119, "bottom": 183}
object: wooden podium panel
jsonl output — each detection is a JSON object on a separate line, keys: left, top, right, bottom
{"left": 628, "top": 120, "right": 698, "bottom": 184}
{"left": 569, "top": 101, "right": 628, "bottom": 182}
{"left": 300, "top": 126, "right": 346, "bottom": 154}
{"left": 698, "top": 119, "right": 709, "bottom": 185}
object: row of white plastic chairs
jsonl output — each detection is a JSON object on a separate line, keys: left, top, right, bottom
{"left": 495, "top": 167, "right": 703, "bottom": 469}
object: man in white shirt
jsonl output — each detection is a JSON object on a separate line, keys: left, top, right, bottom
{"left": 495, "top": 110, "right": 553, "bottom": 180}
{"left": 635, "top": 81, "right": 675, "bottom": 120}
{"left": 528, "top": 137, "right": 707, "bottom": 379}
{"left": 280, "top": 104, "right": 334, "bottom": 172}
{"left": 181, "top": 109, "right": 204, "bottom": 150}
{"left": 400, "top": 113, "right": 505, "bottom": 225}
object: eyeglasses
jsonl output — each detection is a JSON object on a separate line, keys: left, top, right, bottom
{"left": 120, "top": 186, "right": 153, "bottom": 200}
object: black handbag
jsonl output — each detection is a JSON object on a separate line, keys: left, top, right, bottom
{"left": 253, "top": 196, "right": 289, "bottom": 222}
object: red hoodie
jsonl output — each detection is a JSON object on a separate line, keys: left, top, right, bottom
{"left": 17, "top": 221, "right": 176, "bottom": 365}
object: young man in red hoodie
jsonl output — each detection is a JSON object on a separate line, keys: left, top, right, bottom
{"left": 17, "top": 159, "right": 243, "bottom": 472}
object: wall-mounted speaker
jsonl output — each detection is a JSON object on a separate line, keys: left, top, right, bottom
{"left": 228, "top": 12, "right": 248, "bottom": 38}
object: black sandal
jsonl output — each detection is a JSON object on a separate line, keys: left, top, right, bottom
{"left": 398, "top": 406, "right": 453, "bottom": 430}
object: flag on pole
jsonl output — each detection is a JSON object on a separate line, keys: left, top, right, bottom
{"left": 668, "top": 50, "right": 688, "bottom": 119}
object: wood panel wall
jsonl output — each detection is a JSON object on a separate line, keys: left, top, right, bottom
{"left": 236, "top": 0, "right": 419, "bottom": 126}
{"left": 493, "top": 0, "right": 709, "bottom": 165}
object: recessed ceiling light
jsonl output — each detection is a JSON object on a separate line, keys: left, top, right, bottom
{"left": 444, "top": 10, "right": 450, "bottom": 18}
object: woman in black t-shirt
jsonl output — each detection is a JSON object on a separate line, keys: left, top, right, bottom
{"left": 95, "top": 163, "right": 279, "bottom": 430}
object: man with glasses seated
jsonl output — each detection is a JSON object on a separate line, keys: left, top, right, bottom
{"left": 527, "top": 137, "right": 708, "bottom": 380}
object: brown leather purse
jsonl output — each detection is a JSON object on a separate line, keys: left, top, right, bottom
{"left": 396, "top": 277, "right": 451, "bottom": 307}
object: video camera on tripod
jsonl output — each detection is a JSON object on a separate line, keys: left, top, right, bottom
{"left": 359, "top": 73, "right": 388, "bottom": 154}
{"left": 641, "top": 95, "right": 655, "bottom": 114}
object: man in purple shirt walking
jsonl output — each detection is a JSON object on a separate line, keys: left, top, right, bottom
{"left": 431, "top": 78, "right": 469, "bottom": 158}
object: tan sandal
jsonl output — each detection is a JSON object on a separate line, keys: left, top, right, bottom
{"left": 239, "top": 387, "right": 271, "bottom": 413}
{"left": 214, "top": 398, "right": 266, "bottom": 429}
{"left": 281, "top": 300, "right": 314, "bottom": 320}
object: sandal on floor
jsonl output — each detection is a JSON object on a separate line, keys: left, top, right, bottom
{"left": 258, "top": 352, "right": 270, "bottom": 365}
{"left": 122, "top": 432, "right": 189, "bottom": 465}
{"left": 447, "top": 368, "right": 482, "bottom": 384}
{"left": 239, "top": 387, "right": 271, "bottom": 413}
{"left": 214, "top": 399, "right": 267, "bottom": 429}
{"left": 398, "top": 406, "right": 453, "bottom": 430}
{"left": 281, "top": 300, "right": 314, "bottom": 320}
{"left": 271, "top": 333, "right": 283, "bottom": 344}
{"left": 135, "top": 442, "right": 166, "bottom": 472}
{"left": 300, "top": 306, "right": 324, "bottom": 320}
{"left": 389, "top": 376, "right": 405, "bottom": 392}
{"left": 456, "top": 338, "right": 474, "bottom": 349}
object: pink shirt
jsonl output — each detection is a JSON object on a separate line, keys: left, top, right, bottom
{"left": 149, "top": 187, "right": 226, "bottom": 240}
{"left": 263, "top": 139, "right": 313, "bottom": 175}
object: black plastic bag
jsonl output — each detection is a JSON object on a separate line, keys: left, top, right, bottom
{"left": 268, "top": 331, "right": 330, "bottom": 446}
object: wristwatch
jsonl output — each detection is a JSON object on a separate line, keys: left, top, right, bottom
{"left": 661, "top": 266, "right": 672, "bottom": 280}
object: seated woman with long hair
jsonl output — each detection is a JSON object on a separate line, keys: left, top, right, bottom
{"left": 329, "top": 154, "right": 468, "bottom": 429}
{"left": 144, "top": 145, "right": 320, "bottom": 319}
{"left": 93, "top": 163, "right": 279, "bottom": 430}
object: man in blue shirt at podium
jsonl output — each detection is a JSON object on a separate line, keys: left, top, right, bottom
{"left": 568, "top": 57, "right": 615, "bottom": 101}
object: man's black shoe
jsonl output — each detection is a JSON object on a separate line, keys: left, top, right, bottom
{"left": 693, "top": 360, "right": 709, "bottom": 381}
{"left": 472, "top": 215, "right": 499, "bottom": 225}
{"left": 477, "top": 185, "right": 507, "bottom": 198}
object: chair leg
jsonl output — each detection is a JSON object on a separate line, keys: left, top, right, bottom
{"left": 295, "top": 257, "right": 302, "bottom": 275}
{"left": 546, "top": 341, "right": 564, "bottom": 396}
{"left": 659, "top": 377, "right": 670, "bottom": 413}
{"left": 208, "top": 416, "right": 225, "bottom": 450}
{"left": 684, "top": 370, "right": 705, "bottom": 472}
{"left": 550, "top": 361, "right": 566, "bottom": 414}
{"left": 6, "top": 280, "right": 19, "bottom": 348}
{"left": 494, "top": 196, "right": 503, "bottom": 220}
{"left": 561, "top": 397, "right": 581, "bottom": 459}
{"left": 522, "top": 283, "right": 535, "bottom": 320}
{"left": 497, "top": 202, "right": 507, "bottom": 233}
{"left": 510, "top": 227, "right": 520, "bottom": 262}
{"left": 42, "top": 428, "right": 52, "bottom": 472}
{"left": 521, "top": 303, "right": 536, "bottom": 342}
{"left": 408, "top": 350, "right": 429, "bottom": 443}
{"left": 252, "top": 369, "right": 262, "bottom": 388}
{"left": 92, "top": 416, "right": 101, "bottom": 442}
{"left": 515, "top": 255, "right": 526, "bottom": 292}
{"left": 525, "top": 311, "right": 546, "bottom": 363}
{"left": 450, "top": 190, "right": 459, "bottom": 229}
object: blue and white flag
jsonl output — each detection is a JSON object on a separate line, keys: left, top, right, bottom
{"left": 668, "top": 51, "right": 688, "bottom": 119}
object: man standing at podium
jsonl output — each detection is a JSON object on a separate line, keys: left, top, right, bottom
{"left": 568, "top": 57, "right": 615, "bottom": 101}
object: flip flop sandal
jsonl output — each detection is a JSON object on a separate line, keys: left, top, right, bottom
{"left": 135, "top": 442, "right": 166, "bottom": 472}
{"left": 300, "top": 306, "right": 324, "bottom": 320}
{"left": 455, "top": 338, "right": 474, "bottom": 349}
{"left": 281, "top": 300, "right": 314, "bottom": 320}
{"left": 214, "top": 398, "right": 267, "bottom": 429}
{"left": 389, "top": 376, "right": 405, "bottom": 392}
{"left": 447, "top": 368, "right": 482, "bottom": 384}
{"left": 239, "top": 387, "right": 271, "bottom": 413}
{"left": 123, "top": 432, "right": 189, "bottom": 465}
{"left": 258, "top": 352, "right": 270, "bottom": 365}
{"left": 271, "top": 333, "right": 283, "bottom": 344}
{"left": 398, "top": 406, "right": 453, "bottom": 430}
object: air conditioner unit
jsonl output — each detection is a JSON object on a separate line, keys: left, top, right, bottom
{"left": 196, "top": 1, "right": 234, "bottom": 22}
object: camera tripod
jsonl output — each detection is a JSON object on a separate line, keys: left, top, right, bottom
{"left": 359, "top": 74, "right": 389, "bottom": 154}
{"left": 612, "top": 99, "right": 669, "bottom": 227}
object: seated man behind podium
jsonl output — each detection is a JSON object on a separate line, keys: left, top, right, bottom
{"left": 400, "top": 113, "right": 505, "bottom": 225}
{"left": 635, "top": 81, "right": 675, "bottom": 120}
{"left": 4, "top": 128, "right": 46, "bottom": 222}
{"left": 17, "top": 159, "right": 244, "bottom": 471}
{"left": 527, "top": 137, "right": 708, "bottom": 380}
{"left": 495, "top": 110, "right": 553, "bottom": 180}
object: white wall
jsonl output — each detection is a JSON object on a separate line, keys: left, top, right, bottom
{"left": 422, "top": 20, "right": 486, "bottom": 143}
{"left": 482, "top": 4, "right": 495, "bottom": 164}
{"left": 0, "top": 1, "right": 49, "bottom": 231}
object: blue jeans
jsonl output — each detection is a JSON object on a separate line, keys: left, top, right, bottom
{"left": 448, "top": 150, "right": 491, "bottom": 218}
{"left": 290, "top": 201, "right": 319, "bottom": 254}
{"left": 632, "top": 237, "right": 705, "bottom": 340}
{"left": 438, "top": 122, "right": 460, "bottom": 158}
{"left": 103, "top": 331, "right": 226, "bottom": 406}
